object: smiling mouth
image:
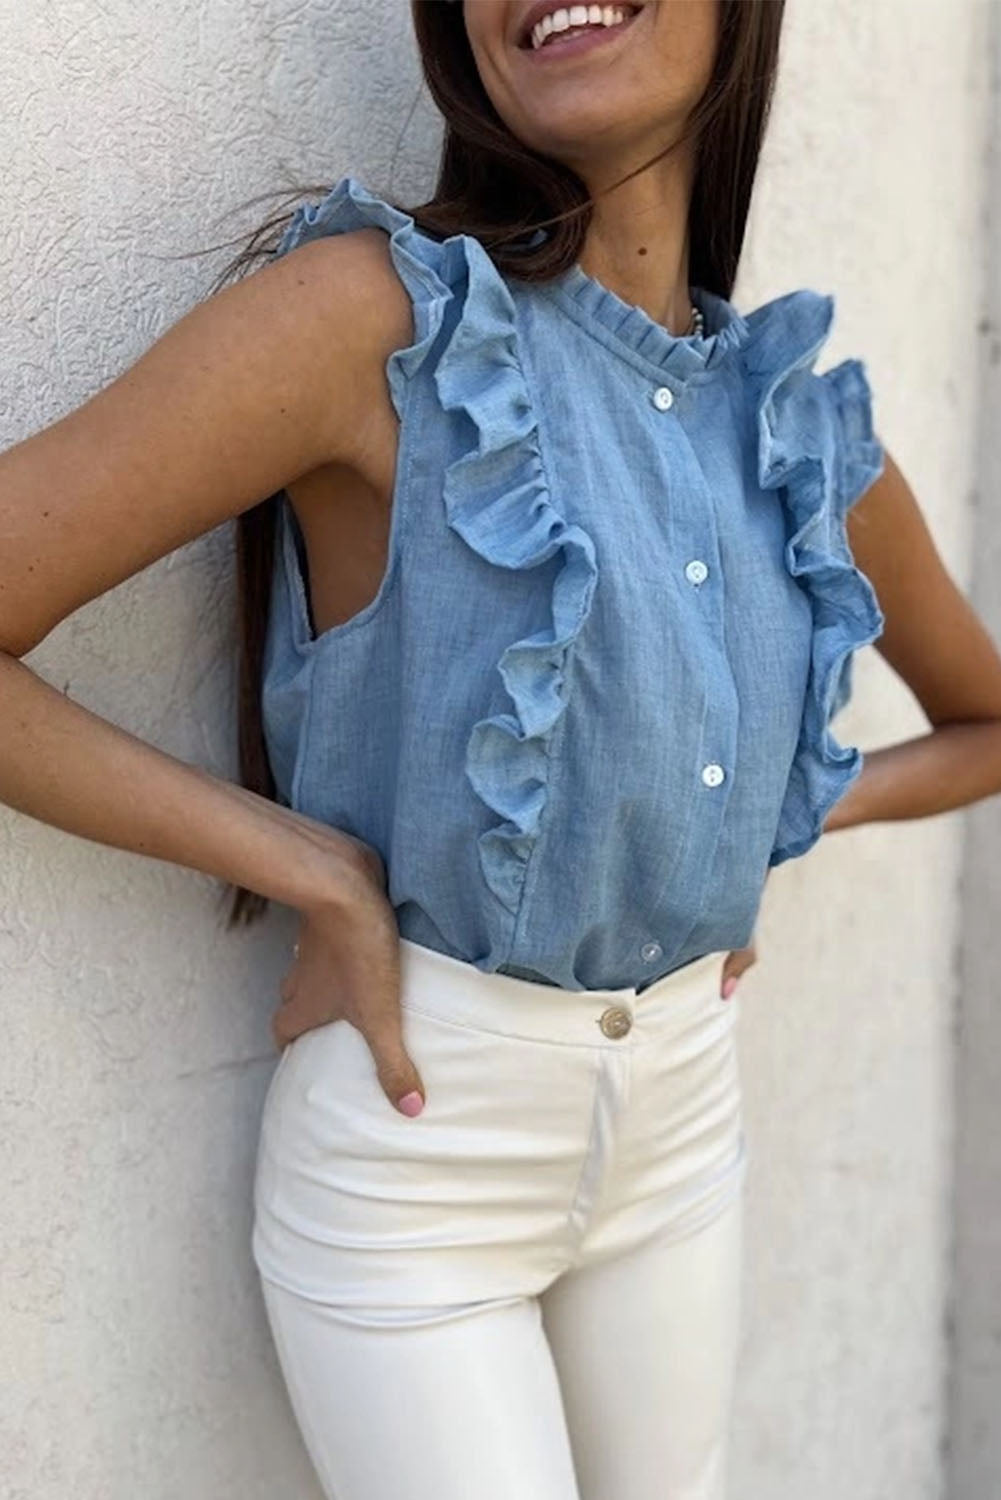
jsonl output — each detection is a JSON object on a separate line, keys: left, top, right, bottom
{"left": 518, "top": 4, "right": 644, "bottom": 52}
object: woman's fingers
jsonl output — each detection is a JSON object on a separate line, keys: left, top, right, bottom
{"left": 720, "top": 938, "right": 757, "bottom": 1000}
{"left": 359, "top": 1011, "right": 426, "bottom": 1118}
{"left": 269, "top": 850, "right": 426, "bottom": 1117}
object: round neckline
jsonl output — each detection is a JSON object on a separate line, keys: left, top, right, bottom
{"left": 538, "top": 260, "right": 752, "bottom": 382}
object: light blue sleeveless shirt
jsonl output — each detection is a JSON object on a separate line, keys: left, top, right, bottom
{"left": 261, "top": 175, "right": 885, "bottom": 992}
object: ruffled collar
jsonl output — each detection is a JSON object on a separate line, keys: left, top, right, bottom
{"left": 537, "top": 261, "right": 752, "bottom": 381}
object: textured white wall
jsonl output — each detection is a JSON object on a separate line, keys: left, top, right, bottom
{"left": 952, "top": 5, "right": 1001, "bottom": 1496}
{"left": 0, "top": 2, "right": 991, "bottom": 1497}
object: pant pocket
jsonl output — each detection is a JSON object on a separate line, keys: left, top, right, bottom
{"left": 252, "top": 1008, "right": 601, "bottom": 1307}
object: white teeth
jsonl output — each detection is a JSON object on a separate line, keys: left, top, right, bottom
{"left": 530, "top": 4, "right": 634, "bottom": 51}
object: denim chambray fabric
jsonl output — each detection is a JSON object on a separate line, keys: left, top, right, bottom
{"left": 260, "top": 176, "right": 885, "bottom": 992}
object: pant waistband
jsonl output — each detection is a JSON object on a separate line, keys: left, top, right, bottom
{"left": 397, "top": 939, "right": 731, "bottom": 1047}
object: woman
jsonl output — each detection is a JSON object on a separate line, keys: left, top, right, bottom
{"left": 3, "top": 2, "right": 1000, "bottom": 1497}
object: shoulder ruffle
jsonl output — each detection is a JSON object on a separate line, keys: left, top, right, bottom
{"left": 274, "top": 174, "right": 455, "bottom": 418}
{"left": 741, "top": 290, "right": 886, "bottom": 866}
{"left": 277, "top": 175, "right": 598, "bottom": 917}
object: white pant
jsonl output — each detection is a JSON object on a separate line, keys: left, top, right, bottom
{"left": 252, "top": 938, "right": 749, "bottom": 1500}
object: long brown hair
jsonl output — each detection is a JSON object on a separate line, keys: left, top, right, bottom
{"left": 203, "top": 0, "right": 786, "bottom": 929}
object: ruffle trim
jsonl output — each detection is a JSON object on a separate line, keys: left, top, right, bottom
{"left": 274, "top": 174, "right": 455, "bottom": 418}
{"left": 743, "top": 290, "right": 886, "bottom": 866}
{"left": 277, "top": 175, "right": 599, "bottom": 915}
{"left": 548, "top": 265, "right": 751, "bottom": 378}
{"left": 432, "top": 236, "right": 599, "bottom": 915}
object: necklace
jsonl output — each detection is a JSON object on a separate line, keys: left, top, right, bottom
{"left": 686, "top": 298, "right": 705, "bottom": 338}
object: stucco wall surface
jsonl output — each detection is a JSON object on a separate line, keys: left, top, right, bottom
{"left": 0, "top": 2, "right": 992, "bottom": 1498}
{"left": 952, "top": 5, "right": 1001, "bottom": 1497}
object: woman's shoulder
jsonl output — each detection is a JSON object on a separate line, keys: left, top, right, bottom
{"left": 272, "top": 175, "right": 524, "bottom": 418}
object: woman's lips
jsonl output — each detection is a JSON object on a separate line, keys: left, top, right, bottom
{"left": 519, "top": 6, "right": 644, "bottom": 63}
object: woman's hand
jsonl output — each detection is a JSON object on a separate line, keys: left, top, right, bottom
{"left": 720, "top": 867, "right": 770, "bottom": 998}
{"left": 272, "top": 834, "right": 427, "bottom": 1119}
{"left": 719, "top": 934, "right": 758, "bottom": 1000}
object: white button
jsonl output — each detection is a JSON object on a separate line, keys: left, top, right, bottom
{"left": 701, "top": 763, "right": 725, "bottom": 787}
{"left": 651, "top": 386, "right": 674, "bottom": 411}
{"left": 640, "top": 940, "right": 663, "bottom": 963}
{"left": 685, "top": 559, "right": 709, "bottom": 585}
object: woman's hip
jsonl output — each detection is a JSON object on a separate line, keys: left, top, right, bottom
{"left": 251, "top": 935, "right": 747, "bottom": 1307}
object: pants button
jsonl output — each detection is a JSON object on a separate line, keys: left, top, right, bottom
{"left": 598, "top": 1006, "right": 633, "bottom": 1039}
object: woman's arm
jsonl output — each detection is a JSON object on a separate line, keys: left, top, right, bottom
{"left": 823, "top": 444, "right": 1001, "bottom": 835}
{"left": 0, "top": 228, "right": 431, "bottom": 1115}
{"left": 1, "top": 232, "right": 386, "bottom": 894}
{"left": 0, "top": 650, "right": 367, "bottom": 911}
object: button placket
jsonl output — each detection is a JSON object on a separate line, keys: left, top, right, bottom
{"left": 640, "top": 365, "right": 734, "bottom": 968}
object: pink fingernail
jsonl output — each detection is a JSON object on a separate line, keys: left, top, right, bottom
{"left": 398, "top": 1091, "right": 424, "bottom": 1117}
{"left": 722, "top": 977, "right": 738, "bottom": 1000}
